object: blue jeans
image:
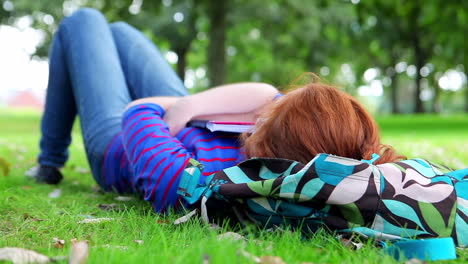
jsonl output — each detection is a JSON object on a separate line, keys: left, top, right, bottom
{"left": 38, "top": 8, "right": 188, "bottom": 184}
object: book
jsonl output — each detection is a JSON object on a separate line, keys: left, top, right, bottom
{"left": 186, "top": 120, "right": 255, "bottom": 133}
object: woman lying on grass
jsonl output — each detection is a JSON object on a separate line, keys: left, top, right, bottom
{"left": 30, "top": 8, "right": 403, "bottom": 212}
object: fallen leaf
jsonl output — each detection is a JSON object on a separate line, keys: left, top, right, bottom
{"left": 75, "top": 167, "right": 89, "bottom": 174}
{"left": 156, "top": 219, "right": 170, "bottom": 224}
{"left": 133, "top": 240, "right": 144, "bottom": 245}
{"left": 238, "top": 250, "right": 261, "bottom": 263}
{"left": 203, "top": 254, "right": 210, "bottom": 264}
{"left": 173, "top": 209, "right": 198, "bottom": 225}
{"left": 217, "top": 232, "right": 247, "bottom": 241}
{"left": 23, "top": 213, "right": 44, "bottom": 222}
{"left": 97, "top": 203, "right": 122, "bottom": 211}
{"left": 114, "top": 196, "right": 133, "bottom": 201}
{"left": 91, "top": 185, "right": 104, "bottom": 193}
{"left": 209, "top": 223, "right": 221, "bottom": 230}
{"left": 101, "top": 245, "right": 128, "bottom": 251}
{"left": 21, "top": 186, "right": 32, "bottom": 190}
{"left": 77, "top": 218, "right": 113, "bottom": 224}
{"left": 77, "top": 214, "right": 94, "bottom": 219}
{"left": 238, "top": 250, "right": 286, "bottom": 264}
{"left": 0, "top": 247, "right": 51, "bottom": 264}
{"left": 52, "top": 238, "right": 65, "bottom": 249}
{"left": 48, "top": 189, "right": 62, "bottom": 199}
{"left": 339, "top": 237, "right": 363, "bottom": 250}
{"left": 69, "top": 241, "right": 89, "bottom": 264}
{"left": 404, "top": 258, "right": 427, "bottom": 264}
{"left": 259, "top": 256, "right": 286, "bottom": 264}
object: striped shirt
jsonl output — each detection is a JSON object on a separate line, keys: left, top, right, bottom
{"left": 101, "top": 103, "right": 246, "bottom": 212}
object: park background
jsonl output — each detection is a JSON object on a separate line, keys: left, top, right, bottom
{"left": 0, "top": 0, "right": 467, "bottom": 263}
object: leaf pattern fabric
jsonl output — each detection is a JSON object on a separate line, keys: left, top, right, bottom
{"left": 177, "top": 153, "right": 468, "bottom": 246}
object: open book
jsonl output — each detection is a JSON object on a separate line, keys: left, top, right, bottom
{"left": 186, "top": 120, "right": 255, "bottom": 133}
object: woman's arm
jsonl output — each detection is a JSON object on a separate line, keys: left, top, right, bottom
{"left": 123, "top": 96, "right": 179, "bottom": 113}
{"left": 164, "top": 82, "right": 278, "bottom": 135}
{"left": 124, "top": 82, "right": 278, "bottom": 136}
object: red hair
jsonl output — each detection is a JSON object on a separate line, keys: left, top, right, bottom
{"left": 242, "top": 78, "right": 405, "bottom": 165}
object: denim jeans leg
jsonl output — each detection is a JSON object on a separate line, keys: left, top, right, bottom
{"left": 57, "top": 8, "right": 132, "bottom": 185}
{"left": 109, "top": 22, "right": 188, "bottom": 99}
{"left": 38, "top": 28, "right": 77, "bottom": 168}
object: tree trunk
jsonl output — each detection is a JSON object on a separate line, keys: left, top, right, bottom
{"left": 175, "top": 48, "right": 187, "bottom": 82}
{"left": 411, "top": 4, "right": 425, "bottom": 113}
{"left": 465, "top": 70, "right": 468, "bottom": 113}
{"left": 207, "top": 0, "right": 227, "bottom": 87}
{"left": 431, "top": 75, "right": 441, "bottom": 113}
{"left": 390, "top": 70, "right": 400, "bottom": 114}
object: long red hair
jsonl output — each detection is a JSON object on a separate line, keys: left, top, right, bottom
{"left": 242, "top": 79, "right": 405, "bottom": 165}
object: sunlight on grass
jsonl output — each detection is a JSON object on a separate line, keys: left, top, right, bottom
{"left": 0, "top": 110, "right": 466, "bottom": 263}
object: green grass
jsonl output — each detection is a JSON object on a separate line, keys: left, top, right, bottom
{"left": 0, "top": 109, "right": 467, "bottom": 263}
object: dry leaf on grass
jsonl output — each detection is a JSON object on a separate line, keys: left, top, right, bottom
{"left": 404, "top": 258, "right": 427, "bottom": 264}
{"left": 52, "top": 238, "right": 65, "bottom": 249}
{"left": 91, "top": 185, "right": 104, "bottom": 193}
{"left": 259, "top": 256, "right": 286, "bottom": 264}
{"left": 101, "top": 245, "right": 128, "bottom": 251}
{"left": 133, "top": 240, "right": 144, "bottom": 245}
{"left": 0, "top": 247, "right": 51, "bottom": 264}
{"left": 21, "top": 185, "right": 32, "bottom": 190}
{"left": 114, "top": 196, "right": 133, "bottom": 201}
{"left": 202, "top": 254, "right": 210, "bottom": 264}
{"left": 339, "top": 238, "right": 363, "bottom": 250}
{"left": 238, "top": 250, "right": 286, "bottom": 264}
{"left": 48, "top": 189, "right": 61, "bottom": 199}
{"left": 337, "top": 234, "right": 363, "bottom": 250}
{"left": 22, "top": 213, "right": 44, "bottom": 222}
{"left": 173, "top": 209, "right": 198, "bottom": 225}
{"left": 97, "top": 203, "right": 122, "bottom": 211}
{"left": 77, "top": 217, "right": 113, "bottom": 224}
{"left": 69, "top": 241, "right": 89, "bottom": 264}
{"left": 75, "top": 167, "right": 89, "bottom": 174}
{"left": 217, "top": 232, "right": 247, "bottom": 241}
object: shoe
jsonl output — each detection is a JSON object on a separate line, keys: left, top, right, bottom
{"left": 25, "top": 165, "right": 63, "bottom": 184}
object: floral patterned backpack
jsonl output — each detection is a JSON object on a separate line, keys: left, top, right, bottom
{"left": 177, "top": 153, "right": 467, "bottom": 260}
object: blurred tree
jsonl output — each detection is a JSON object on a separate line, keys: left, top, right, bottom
{"left": 354, "top": 0, "right": 404, "bottom": 114}
{"left": 1, "top": 0, "right": 465, "bottom": 112}
{"left": 206, "top": 0, "right": 227, "bottom": 87}
{"left": 0, "top": 0, "right": 66, "bottom": 57}
{"left": 135, "top": 0, "right": 197, "bottom": 81}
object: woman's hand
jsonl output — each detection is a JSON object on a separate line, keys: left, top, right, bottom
{"left": 163, "top": 97, "right": 195, "bottom": 136}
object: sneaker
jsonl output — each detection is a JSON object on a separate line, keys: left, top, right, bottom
{"left": 26, "top": 165, "right": 63, "bottom": 184}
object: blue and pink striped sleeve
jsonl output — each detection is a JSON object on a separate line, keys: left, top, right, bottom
{"left": 121, "top": 103, "right": 192, "bottom": 212}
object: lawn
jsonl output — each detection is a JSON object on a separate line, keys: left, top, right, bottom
{"left": 0, "top": 109, "right": 466, "bottom": 264}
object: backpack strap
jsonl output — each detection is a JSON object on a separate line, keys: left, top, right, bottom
{"left": 384, "top": 237, "right": 457, "bottom": 261}
{"left": 177, "top": 159, "right": 213, "bottom": 205}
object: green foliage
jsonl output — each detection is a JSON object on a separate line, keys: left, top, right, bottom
{"left": 0, "top": 0, "right": 466, "bottom": 112}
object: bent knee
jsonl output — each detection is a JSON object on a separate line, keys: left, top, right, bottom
{"left": 61, "top": 8, "right": 107, "bottom": 28}
{"left": 110, "top": 21, "right": 132, "bottom": 32}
